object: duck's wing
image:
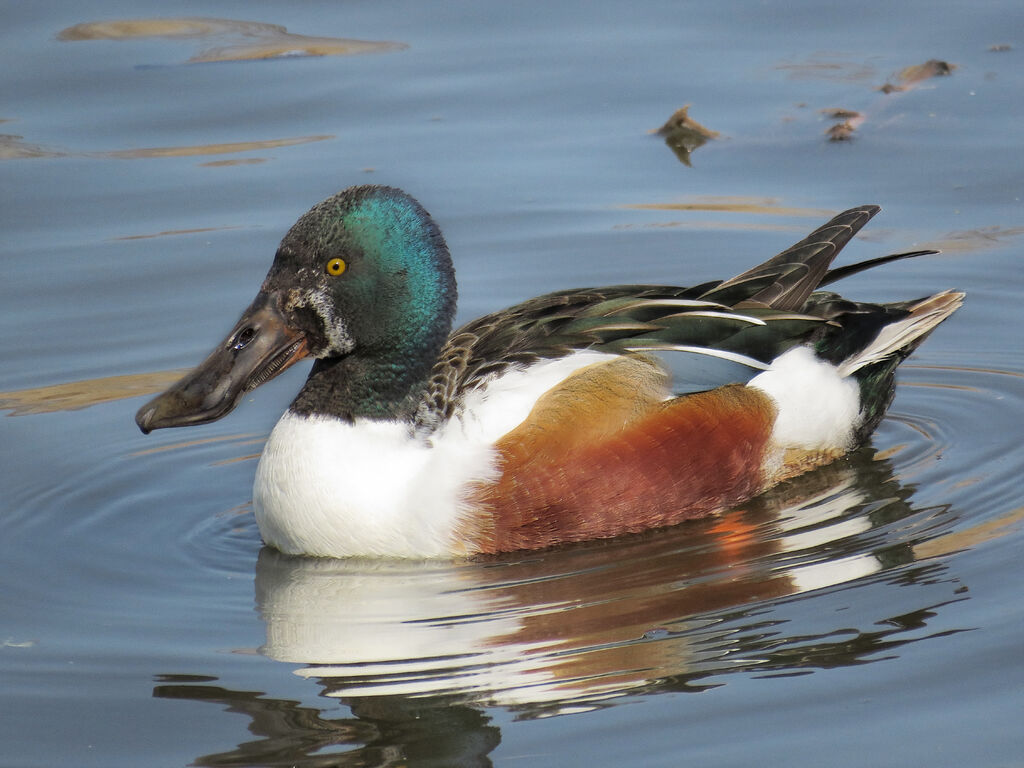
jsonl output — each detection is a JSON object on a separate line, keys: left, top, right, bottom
{"left": 416, "top": 205, "right": 891, "bottom": 428}
{"left": 701, "top": 204, "right": 880, "bottom": 310}
{"left": 417, "top": 287, "right": 823, "bottom": 429}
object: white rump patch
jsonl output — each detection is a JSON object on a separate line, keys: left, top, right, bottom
{"left": 748, "top": 346, "right": 860, "bottom": 452}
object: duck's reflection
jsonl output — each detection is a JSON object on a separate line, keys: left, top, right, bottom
{"left": 152, "top": 679, "right": 500, "bottom": 767}
{"left": 254, "top": 448, "right": 949, "bottom": 710}
{"left": 157, "top": 448, "right": 969, "bottom": 766}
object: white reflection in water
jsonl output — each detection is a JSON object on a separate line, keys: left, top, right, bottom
{"left": 252, "top": 451, "right": 958, "bottom": 713}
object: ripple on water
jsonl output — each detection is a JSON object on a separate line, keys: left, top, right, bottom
{"left": 257, "top": 363, "right": 1017, "bottom": 714}
{"left": 5, "top": 424, "right": 264, "bottom": 609}
{"left": 14, "top": 358, "right": 1021, "bottom": 716}
{"left": 887, "top": 362, "right": 1024, "bottom": 509}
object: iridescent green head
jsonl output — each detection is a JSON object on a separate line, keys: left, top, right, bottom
{"left": 268, "top": 185, "right": 457, "bottom": 361}
{"left": 135, "top": 185, "right": 458, "bottom": 431}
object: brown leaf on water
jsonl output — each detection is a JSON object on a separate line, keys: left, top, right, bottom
{"left": 820, "top": 108, "right": 862, "bottom": 120}
{"left": 826, "top": 121, "right": 857, "bottom": 141}
{"left": 900, "top": 59, "right": 956, "bottom": 83}
{"left": 0, "top": 370, "right": 187, "bottom": 416}
{"left": 820, "top": 108, "right": 866, "bottom": 141}
{"left": 652, "top": 105, "right": 719, "bottom": 166}
{"left": 57, "top": 17, "right": 407, "bottom": 64}
{"left": 879, "top": 58, "right": 956, "bottom": 93}
{"left": 653, "top": 105, "right": 720, "bottom": 139}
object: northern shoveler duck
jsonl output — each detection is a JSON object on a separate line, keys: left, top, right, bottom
{"left": 136, "top": 186, "right": 962, "bottom": 558}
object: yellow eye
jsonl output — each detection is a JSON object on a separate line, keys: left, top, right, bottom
{"left": 326, "top": 258, "right": 347, "bottom": 276}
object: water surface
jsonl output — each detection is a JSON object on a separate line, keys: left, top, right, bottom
{"left": 2, "top": 1, "right": 1023, "bottom": 766}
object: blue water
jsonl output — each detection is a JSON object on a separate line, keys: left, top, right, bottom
{"left": 2, "top": 1, "right": 1023, "bottom": 766}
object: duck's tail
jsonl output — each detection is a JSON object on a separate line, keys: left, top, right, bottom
{"left": 836, "top": 290, "right": 963, "bottom": 377}
{"left": 826, "top": 290, "right": 964, "bottom": 441}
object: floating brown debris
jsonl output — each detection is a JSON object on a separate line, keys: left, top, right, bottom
{"left": 819, "top": 108, "right": 861, "bottom": 120}
{"left": 623, "top": 196, "right": 833, "bottom": 218}
{"left": 0, "top": 133, "right": 68, "bottom": 159}
{"left": 879, "top": 58, "right": 956, "bottom": 93}
{"left": 807, "top": 58, "right": 957, "bottom": 141}
{"left": 654, "top": 105, "right": 720, "bottom": 138}
{"left": 820, "top": 107, "right": 865, "bottom": 141}
{"left": 199, "top": 158, "right": 267, "bottom": 167}
{"left": 0, "top": 370, "right": 187, "bottom": 416}
{"left": 652, "top": 105, "right": 720, "bottom": 166}
{"left": 901, "top": 59, "right": 956, "bottom": 82}
{"left": 192, "top": 37, "right": 403, "bottom": 63}
{"left": 2, "top": 129, "right": 330, "bottom": 163}
{"left": 826, "top": 121, "right": 857, "bottom": 141}
{"left": 775, "top": 56, "right": 956, "bottom": 143}
{"left": 59, "top": 18, "right": 241, "bottom": 40}
{"left": 57, "top": 17, "right": 406, "bottom": 64}
{"left": 102, "top": 134, "right": 332, "bottom": 159}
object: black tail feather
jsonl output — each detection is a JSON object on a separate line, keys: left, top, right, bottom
{"left": 820, "top": 249, "right": 939, "bottom": 287}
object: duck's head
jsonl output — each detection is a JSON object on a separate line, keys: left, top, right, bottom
{"left": 136, "top": 185, "right": 457, "bottom": 433}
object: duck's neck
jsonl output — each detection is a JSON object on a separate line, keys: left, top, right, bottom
{"left": 289, "top": 351, "right": 434, "bottom": 423}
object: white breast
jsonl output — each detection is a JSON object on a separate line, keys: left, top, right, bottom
{"left": 252, "top": 350, "right": 619, "bottom": 558}
{"left": 253, "top": 413, "right": 491, "bottom": 557}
